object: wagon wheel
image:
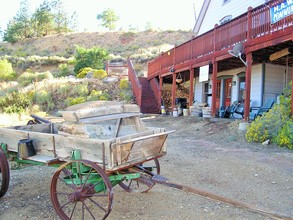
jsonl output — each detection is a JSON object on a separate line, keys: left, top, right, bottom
{"left": 50, "top": 160, "right": 113, "bottom": 220}
{"left": 119, "top": 158, "right": 160, "bottom": 193}
{"left": 0, "top": 150, "right": 10, "bottom": 198}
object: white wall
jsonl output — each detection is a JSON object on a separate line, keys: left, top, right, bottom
{"left": 193, "top": 64, "right": 263, "bottom": 107}
{"left": 198, "top": 0, "right": 265, "bottom": 35}
{"left": 264, "top": 63, "right": 292, "bottom": 102}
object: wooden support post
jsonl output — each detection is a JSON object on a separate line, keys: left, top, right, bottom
{"left": 291, "top": 61, "right": 293, "bottom": 115}
{"left": 189, "top": 67, "right": 194, "bottom": 107}
{"left": 172, "top": 73, "right": 177, "bottom": 110}
{"left": 159, "top": 76, "right": 163, "bottom": 108}
{"left": 211, "top": 59, "right": 218, "bottom": 117}
{"left": 244, "top": 52, "right": 252, "bottom": 121}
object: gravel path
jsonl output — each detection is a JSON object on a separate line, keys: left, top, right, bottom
{"left": 1, "top": 115, "right": 293, "bottom": 220}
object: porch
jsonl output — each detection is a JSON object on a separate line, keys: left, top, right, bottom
{"left": 144, "top": 0, "right": 293, "bottom": 121}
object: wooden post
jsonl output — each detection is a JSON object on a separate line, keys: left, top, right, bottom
{"left": 243, "top": 6, "right": 253, "bottom": 121}
{"left": 159, "top": 76, "right": 163, "bottom": 108}
{"left": 244, "top": 52, "right": 252, "bottom": 121}
{"left": 189, "top": 67, "right": 194, "bottom": 107}
{"left": 211, "top": 59, "right": 218, "bottom": 117}
{"left": 172, "top": 73, "right": 177, "bottom": 110}
{"left": 291, "top": 61, "right": 293, "bottom": 115}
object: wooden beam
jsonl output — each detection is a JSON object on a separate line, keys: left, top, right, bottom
{"left": 244, "top": 52, "right": 252, "bottom": 121}
{"left": 189, "top": 67, "right": 195, "bottom": 107}
{"left": 171, "top": 73, "right": 177, "bottom": 110}
{"left": 291, "top": 60, "right": 293, "bottom": 115}
{"left": 159, "top": 76, "right": 163, "bottom": 108}
{"left": 211, "top": 59, "right": 218, "bottom": 117}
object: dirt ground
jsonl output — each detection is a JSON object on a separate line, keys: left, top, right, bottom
{"left": 0, "top": 115, "right": 293, "bottom": 220}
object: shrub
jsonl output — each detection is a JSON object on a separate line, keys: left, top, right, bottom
{"left": 0, "top": 91, "right": 30, "bottom": 113}
{"left": 119, "top": 79, "right": 129, "bottom": 89}
{"left": 93, "top": 69, "right": 107, "bottom": 79}
{"left": 0, "top": 59, "right": 16, "bottom": 81}
{"left": 246, "top": 82, "right": 292, "bottom": 149}
{"left": 65, "top": 97, "right": 86, "bottom": 107}
{"left": 275, "top": 120, "right": 293, "bottom": 150}
{"left": 18, "top": 71, "right": 53, "bottom": 87}
{"left": 77, "top": 67, "right": 93, "bottom": 78}
{"left": 57, "top": 63, "right": 70, "bottom": 77}
{"left": 34, "top": 90, "right": 55, "bottom": 112}
{"left": 73, "top": 46, "right": 109, "bottom": 74}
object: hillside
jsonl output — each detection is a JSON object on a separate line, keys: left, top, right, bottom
{"left": 0, "top": 30, "right": 194, "bottom": 75}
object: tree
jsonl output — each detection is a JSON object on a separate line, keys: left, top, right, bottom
{"left": 32, "top": 0, "right": 54, "bottom": 37}
{"left": 3, "top": 0, "right": 73, "bottom": 42}
{"left": 3, "top": 0, "right": 33, "bottom": 42}
{"left": 96, "top": 8, "right": 119, "bottom": 31}
{"left": 73, "top": 46, "right": 110, "bottom": 74}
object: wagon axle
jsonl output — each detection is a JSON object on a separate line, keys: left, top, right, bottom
{"left": 68, "top": 184, "right": 96, "bottom": 202}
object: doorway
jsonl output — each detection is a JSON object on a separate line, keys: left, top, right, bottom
{"left": 216, "top": 77, "right": 232, "bottom": 110}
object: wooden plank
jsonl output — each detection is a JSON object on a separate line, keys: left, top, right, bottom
{"left": 77, "top": 113, "right": 141, "bottom": 124}
{"left": 66, "top": 101, "right": 122, "bottom": 111}
{"left": 27, "top": 155, "right": 59, "bottom": 163}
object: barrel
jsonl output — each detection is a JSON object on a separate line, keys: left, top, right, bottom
{"left": 202, "top": 107, "right": 211, "bottom": 118}
{"left": 172, "top": 108, "right": 178, "bottom": 117}
{"left": 183, "top": 108, "right": 189, "bottom": 116}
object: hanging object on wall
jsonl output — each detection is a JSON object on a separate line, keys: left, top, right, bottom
{"left": 176, "top": 73, "right": 183, "bottom": 84}
{"left": 269, "top": 48, "right": 289, "bottom": 61}
{"left": 228, "top": 43, "right": 247, "bottom": 66}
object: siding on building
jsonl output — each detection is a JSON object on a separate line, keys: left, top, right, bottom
{"left": 198, "top": 0, "right": 266, "bottom": 35}
{"left": 194, "top": 64, "right": 292, "bottom": 108}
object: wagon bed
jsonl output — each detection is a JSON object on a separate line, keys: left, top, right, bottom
{"left": 0, "top": 101, "right": 173, "bottom": 172}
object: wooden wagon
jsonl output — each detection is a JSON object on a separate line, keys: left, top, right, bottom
{"left": 0, "top": 101, "right": 174, "bottom": 220}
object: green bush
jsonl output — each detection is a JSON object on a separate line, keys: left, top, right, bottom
{"left": 65, "top": 97, "right": 86, "bottom": 107}
{"left": 0, "top": 91, "right": 30, "bottom": 113}
{"left": 18, "top": 71, "right": 53, "bottom": 87}
{"left": 119, "top": 79, "right": 129, "bottom": 89}
{"left": 246, "top": 82, "right": 292, "bottom": 149}
{"left": 77, "top": 67, "right": 93, "bottom": 78}
{"left": 57, "top": 63, "right": 70, "bottom": 77}
{"left": 275, "top": 120, "right": 293, "bottom": 150}
{"left": 73, "top": 46, "right": 109, "bottom": 74}
{"left": 93, "top": 69, "right": 107, "bottom": 79}
{"left": 0, "top": 59, "right": 16, "bottom": 81}
{"left": 34, "top": 90, "right": 55, "bottom": 112}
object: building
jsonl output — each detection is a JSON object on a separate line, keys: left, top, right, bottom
{"left": 134, "top": 0, "right": 293, "bottom": 120}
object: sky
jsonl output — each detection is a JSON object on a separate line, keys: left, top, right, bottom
{"left": 0, "top": 0, "right": 204, "bottom": 33}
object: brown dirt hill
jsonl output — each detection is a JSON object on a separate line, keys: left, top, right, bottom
{"left": 0, "top": 30, "right": 194, "bottom": 59}
{"left": 0, "top": 30, "right": 194, "bottom": 76}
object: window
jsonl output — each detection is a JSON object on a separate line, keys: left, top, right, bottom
{"left": 203, "top": 82, "right": 209, "bottom": 94}
{"left": 219, "top": 15, "right": 232, "bottom": 25}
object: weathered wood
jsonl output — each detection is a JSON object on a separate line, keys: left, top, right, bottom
{"left": 0, "top": 101, "right": 173, "bottom": 172}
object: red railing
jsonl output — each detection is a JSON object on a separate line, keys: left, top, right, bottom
{"left": 148, "top": 0, "right": 293, "bottom": 78}
{"left": 127, "top": 60, "right": 142, "bottom": 108}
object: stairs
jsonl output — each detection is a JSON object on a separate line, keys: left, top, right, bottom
{"left": 138, "top": 77, "right": 160, "bottom": 114}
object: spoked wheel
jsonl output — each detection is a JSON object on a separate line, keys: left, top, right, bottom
{"left": 0, "top": 150, "right": 10, "bottom": 198}
{"left": 50, "top": 160, "right": 113, "bottom": 220}
{"left": 119, "top": 158, "right": 160, "bottom": 193}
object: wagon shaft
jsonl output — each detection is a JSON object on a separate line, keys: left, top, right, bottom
{"left": 151, "top": 175, "right": 292, "bottom": 220}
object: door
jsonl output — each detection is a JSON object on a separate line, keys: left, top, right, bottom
{"left": 216, "top": 78, "right": 232, "bottom": 110}
{"left": 224, "top": 78, "right": 232, "bottom": 107}
{"left": 216, "top": 80, "right": 221, "bottom": 110}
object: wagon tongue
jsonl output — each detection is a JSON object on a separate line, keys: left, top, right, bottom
{"left": 136, "top": 176, "right": 155, "bottom": 188}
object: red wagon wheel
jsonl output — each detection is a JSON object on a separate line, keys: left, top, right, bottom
{"left": 119, "top": 158, "right": 160, "bottom": 193}
{"left": 50, "top": 160, "right": 113, "bottom": 220}
{"left": 0, "top": 150, "right": 10, "bottom": 198}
